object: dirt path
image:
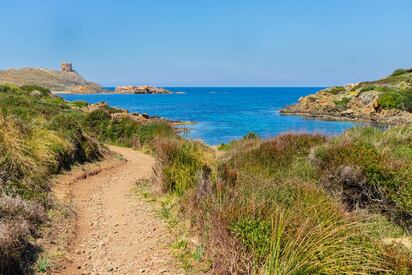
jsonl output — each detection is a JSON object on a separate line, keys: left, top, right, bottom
{"left": 56, "top": 146, "right": 183, "bottom": 274}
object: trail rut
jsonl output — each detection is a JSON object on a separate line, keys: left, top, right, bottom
{"left": 56, "top": 146, "right": 182, "bottom": 274}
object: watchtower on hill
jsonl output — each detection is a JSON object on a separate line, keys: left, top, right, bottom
{"left": 60, "top": 62, "right": 73, "bottom": 72}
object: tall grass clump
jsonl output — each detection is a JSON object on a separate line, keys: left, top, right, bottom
{"left": 0, "top": 115, "right": 73, "bottom": 273}
{"left": 264, "top": 212, "right": 385, "bottom": 274}
{"left": 0, "top": 85, "right": 106, "bottom": 272}
{"left": 154, "top": 137, "right": 212, "bottom": 195}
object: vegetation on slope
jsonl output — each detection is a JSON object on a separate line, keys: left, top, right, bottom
{"left": 282, "top": 68, "right": 412, "bottom": 123}
{"left": 154, "top": 128, "right": 412, "bottom": 273}
{"left": 1, "top": 82, "right": 412, "bottom": 274}
{"left": 0, "top": 84, "right": 176, "bottom": 273}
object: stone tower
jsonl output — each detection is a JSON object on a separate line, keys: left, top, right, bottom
{"left": 60, "top": 62, "right": 73, "bottom": 72}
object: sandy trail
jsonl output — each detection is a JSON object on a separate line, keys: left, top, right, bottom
{"left": 57, "top": 145, "right": 182, "bottom": 274}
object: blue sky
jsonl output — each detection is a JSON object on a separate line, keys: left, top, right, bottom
{"left": 0, "top": 0, "right": 411, "bottom": 86}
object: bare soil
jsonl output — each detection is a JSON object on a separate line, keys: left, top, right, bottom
{"left": 50, "top": 145, "right": 183, "bottom": 274}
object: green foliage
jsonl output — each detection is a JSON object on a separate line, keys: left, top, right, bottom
{"left": 360, "top": 85, "right": 377, "bottom": 92}
{"left": 377, "top": 87, "right": 406, "bottom": 110}
{"left": 84, "top": 109, "right": 176, "bottom": 147}
{"left": 372, "top": 85, "right": 412, "bottom": 112}
{"left": 402, "top": 88, "right": 412, "bottom": 112}
{"left": 193, "top": 245, "right": 205, "bottom": 262}
{"left": 20, "top": 85, "right": 51, "bottom": 96}
{"left": 159, "top": 139, "right": 205, "bottom": 195}
{"left": 327, "top": 86, "right": 345, "bottom": 95}
{"left": 314, "top": 126, "right": 412, "bottom": 227}
{"left": 70, "top": 100, "right": 89, "bottom": 108}
{"left": 159, "top": 130, "right": 411, "bottom": 273}
{"left": 229, "top": 217, "right": 272, "bottom": 263}
{"left": 333, "top": 96, "right": 351, "bottom": 110}
{"left": 0, "top": 84, "right": 17, "bottom": 93}
{"left": 37, "top": 257, "right": 49, "bottom": 273}
{"left": 391, "top": 68, "right": 412, "bottom": 77}
{"left": 0, "top": 85, "right": 179, "bottom": 272}
{"left": 218, "top": 132, "right": 260, "bottom": 151}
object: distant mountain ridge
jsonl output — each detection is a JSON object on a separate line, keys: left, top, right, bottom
{"left": 0, "top": 63, "right": 104, "bottom": 93}
{"left": 281, "top": 68, "right": 412, "bottom": 124}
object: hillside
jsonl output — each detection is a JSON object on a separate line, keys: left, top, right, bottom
{"left": 0, "top": 64, "right": 104, "bottom": 93}
{"left": 0, "top": 84, "right": 178, "bottom": 273}
{"left": 281, "top": 68, "right": 412, "bottom": 124}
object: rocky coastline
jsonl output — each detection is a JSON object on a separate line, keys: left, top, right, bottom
{"left": 0, "top": 63, "right": 174, "bottom": 95}
{"left": 114, "top": 85, "right": 172, "bottom": 94}
{"left": 281, "top": 69, "right": 412, "bottom": 124}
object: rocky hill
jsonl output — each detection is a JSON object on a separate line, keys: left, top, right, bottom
{"left": 281, "top": 68, "right": 412, "bottom": 124}
{"left": 0, "top": 63, "right": 104, "bottom": 93}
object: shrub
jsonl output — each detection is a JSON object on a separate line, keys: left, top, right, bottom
{"left": 313, "top": 126, "right": 412, "bottom": 229}
{"left": 70, "top": 100, "right": 89, "bottom": 108}
{"left": 155, "top": 137, "right": 206, "bottom": 195}
{"left": 377, "top": 87, "right": 406, "bottom": 110}
{"left": 326, "top": 86, "right": 345, "bottom": 95}
{"left": 84, "top": 109, "right": 176, "bottom": 148}
{"left": 360, "top": 85, "right": 377, "bottom": 92}
{"left": 391, "top": 68, "right": 412, "bottom": 77}
{"left": 333, "top": 96, "right": 351, "bottom": 111}
{"left": 0, "top": 85, "right": 17, "bottom": 93}
{"left": 20, "top": 85, "right": 51, "bottom": 96}
{"left": 374, "top": 86, "right": 412, "bottom": 112}
{"left": 401, "top": 88, "right": 412, "bottom": 112}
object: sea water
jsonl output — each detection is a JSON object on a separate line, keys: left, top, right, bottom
{"left": 61, "top": 87, "right": 365, "bottom": 145}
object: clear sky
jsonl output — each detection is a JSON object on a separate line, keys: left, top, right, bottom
{"left": 0, "top": 0, "right": 411, "bottom": 87}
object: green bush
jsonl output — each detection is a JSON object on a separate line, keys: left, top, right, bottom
{"left": 327, "top": 86, "right": 345, "bottom": 95}
{"left": 360, "top": 85, "right": 377, "bottom": 92}
{"left": 378, "top": 87, "right": 405, "bottom": 109}
{"left": 70, "top": 100, "right": 89, "bottom": 108}
{"left": 20, "top": 85, "right": 51, "bottom": 96}
{"left": 84, "top": 109, "right": 176, "bottom": 148}
{"left": 229, "top": 217, "right": 271, "bottom": 263}
{"left": 0, "top": 84, "right": 17, "bottom": 93}
{"left": 377, "top": 87, "right": 412, "bottom": 111}
{"left": 155, "top": 138, "right": 206, "bottom": 195}
{"left": 391, "top": 68, "right": 412, "bottom": 77}
{"left": 84, "top": 109, "right": 112, "bottom": 138}
{"left": 314, "top": 126, "right": 412, "bottom": 227}
{"left": 333, "top": 96, "right": 351, "bottom": 110}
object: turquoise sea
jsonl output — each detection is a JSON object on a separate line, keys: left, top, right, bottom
{"left": 61, "top": 87, "right": 366, "bottom": 145}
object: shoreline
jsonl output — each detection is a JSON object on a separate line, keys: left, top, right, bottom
{"left": 280, "top": 109, "right": 409, "bottom": 125}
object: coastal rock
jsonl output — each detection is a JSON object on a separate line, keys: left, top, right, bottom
{"left": 281, "top": 69, "right": 412, "bottom": 124}
{"left": 114, "top": 85, "right": 172, "bottom": 94}
{"left": 0, "top": 63, "right": 105, "bottom": 93}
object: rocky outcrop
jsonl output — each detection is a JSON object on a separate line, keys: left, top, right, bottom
{"left": 82, "top": 101, "right": 188, "bottom": 126}
{"left": 0, "top": 63, "right": 105, "bottom": 93}
{"left": 114, "top": 85, "right": 172, "bottom": 94}
{"left": 281, "top": 69, "right": 412, "bottom": 124}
